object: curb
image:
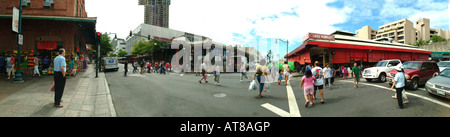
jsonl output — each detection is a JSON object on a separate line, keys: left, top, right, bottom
{"left": 102, "top": 73, "right": 117, "bottom": 117}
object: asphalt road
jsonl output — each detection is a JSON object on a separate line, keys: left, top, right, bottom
{"left": 105, "top": 64, "right": 450, "bottom": 117}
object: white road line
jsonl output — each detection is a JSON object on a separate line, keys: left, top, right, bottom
{"left": 260, "top": 80, "right": 301, "bottom": 117}
{"left": 261, "top": 103, "right": 290, "bottom": 117}
{"left": 340, "top": 80, "right": 450, "bottom": 109}
{"left": 286, "top": 80, "right": 301, "bottom": 117}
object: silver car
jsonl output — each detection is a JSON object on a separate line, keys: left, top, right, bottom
{"left": 437, "top": 61, "right": 450, "bottom": 72}
{"left": 425, "top": 68, "right": 450, "bottom": 99}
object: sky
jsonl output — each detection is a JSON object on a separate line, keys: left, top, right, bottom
{"left": 86, "top": 0, "right": 449, "bottom": 58}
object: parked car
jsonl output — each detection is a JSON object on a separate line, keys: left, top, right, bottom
{"left": 363, "top": 59, "right": 402, "bottom": 82}
{"left": 425, "top": 68, "right": 450, "bottom": 99}
{"left": 103, "top": 57, "right": 119, "bottom": 71}
{"left": 387, "top": 61, "right": 440, "bottom": 90}
{"left": 437, "top": 61, "right": 450, "bottom": 72}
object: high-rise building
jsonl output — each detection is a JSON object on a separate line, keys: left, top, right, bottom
{"left": 356, "top": 18, "right": 450, "bottom": 45}
{"left": 139, "top": 0, "right": 171, "bottom": 28}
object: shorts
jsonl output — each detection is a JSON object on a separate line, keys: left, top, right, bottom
{"left": 304, "top": 86, "right": 314, "bottom": 96}
{"left": 284, "top": 71, "right": 290, "bottom": 76}
{"left": 314, "top": 85, "right": 323, "bottom": 90}
{"left": 354, "top": 77, "right": 360, "bottom": 82}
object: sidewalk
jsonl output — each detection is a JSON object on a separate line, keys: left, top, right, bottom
{"left": 0, "top": 64, "right": 116, "bottom": 117}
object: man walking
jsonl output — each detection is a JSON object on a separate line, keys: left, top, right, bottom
{"left": 53, "top": 48, "right": 66, "bottom": 107}
{"left": 352, "top": 62, "right": 361, "bottom": 88}
{"left": 311, "top": 61, "right": 325, "bottom": 104}
{"left": 6, "top": 53, "right": 15, "bottom": 80}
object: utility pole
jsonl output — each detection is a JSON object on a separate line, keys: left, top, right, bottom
{"left": 14, "top": 0, "right": 24, "bottom": 82}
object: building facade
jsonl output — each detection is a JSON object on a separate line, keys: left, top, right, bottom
{"left": 139, "top": 0, "right": 170, "bottom": 28}
{"left": 0, "top": 0, "right": 96, "bottom": 73}
{"left": 356, "top": 18, "right": 450, "bottom": 45}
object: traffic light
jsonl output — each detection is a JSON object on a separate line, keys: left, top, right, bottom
{"left": 129, "top": 30, "right": 132, "bottom": 37}
{"left": 148, "top": 35, "right": 151, "bottom": 40}
{"left": 96, "top": 32, "right": 101, "bottom": 44}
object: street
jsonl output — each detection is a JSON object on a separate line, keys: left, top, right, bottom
{"left": 106, "top": 64, "right": 450, "bottom": 117}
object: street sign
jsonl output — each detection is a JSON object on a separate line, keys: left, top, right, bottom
{"left": 18, "top": 34, "right": 23, "bottom": 45}
{"left": 12, "top": 6, "right": 19, "bottom": 33}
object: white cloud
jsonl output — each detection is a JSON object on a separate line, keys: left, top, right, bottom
{"left": 170, "top": 0, "right": 350, "bottom": 46}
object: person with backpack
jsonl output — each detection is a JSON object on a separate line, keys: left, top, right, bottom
{"left": 253, "top": 59, "right": 267, "bottom": 98}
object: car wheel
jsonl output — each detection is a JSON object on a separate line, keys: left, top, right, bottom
{"left": 378, "top": 73, "right": 386, "bottom": 82}
{"left": 409, "top": 78, "right": 419, "bottom": 90}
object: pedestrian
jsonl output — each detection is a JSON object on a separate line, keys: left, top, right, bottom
{"left": 6, "top": 53, "right": 15, "bottom": 80}
{"left": 43, "top": 55, "right": 50, "bottom": 70}
{"left": 323, "top": 63, "right": 332, "bottom": 90}
{"left": 311, "top": 61, "right": 325, "bottom": 104}
{"left": 214, "top": 63, "right": 220, "bottom": 86}
{"left": 140, "top": 59, "right": 145, "bottom": 74}
{"left": 342, "top": 65, "right": 347, "bottom": 78}
{"left": 32, "top": 55, "right": 41, "bottom": 77}
{"left": 277, "top": 70, "right": 283, "bottom": 85}
{"left": 68, "top": 57, "right": 75, "bottom": 78}
{"left": 199, "top": 60, "right": 208, "bottom": 83}
{"left": 253, "top": 59, "right": 267, "bottom": 98}
{"left": 154, "top": 61, "right": 159, "bottom": 73}
{"left": 352, "top": 62, "right": 361, "bottom": 88}
{"left": 124, "top": 60, "right": 128, "bottom": 77}
{"left": 0, "top": 53, "right": 5, "bottom": 76}
{"left": 132, "top": 60, "right": 138, "bottom": 73}
{"left": 240, "top": 62, "right": 248, "bottom": 82}
{"left": 53, "top": 48, "right": 67, "bottom": 108}
{"left": 390, "top": 66, "right": 408, "bottom": 109}
{"left": 300, "top": 69, "right": 315, "bottom": 107}
{"left": 166, "top": 62, "right": 170, "bottom": 74}
{"left": 282, "top": 61, "right": 291, "bottom": 86}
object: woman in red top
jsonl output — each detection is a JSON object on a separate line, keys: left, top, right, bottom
{"left": 154, "top": 61, "right": 159, "bottom": 73}
{"left": 165, "top": 63, "right": 170, "bottom": 74}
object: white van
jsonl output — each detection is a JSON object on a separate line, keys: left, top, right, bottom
{"left": 103, "top": 57, "right": 119, "bottom": 71}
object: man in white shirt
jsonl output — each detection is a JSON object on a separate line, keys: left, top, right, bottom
{"left": 199, "top": 60, "right": 208, "bottom": 83}
{"left": 311, "top": 61, "right": 325, "bottom": 104}
{"left": 323, "top": 63, "right": 332, "bottom": 90}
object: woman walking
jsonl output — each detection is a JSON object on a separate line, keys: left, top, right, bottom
{"left": 300, "top": 69, "right": 316, "bottom": 107}
{"left": 253, "top": 59, "right": 267, "bottom": 98}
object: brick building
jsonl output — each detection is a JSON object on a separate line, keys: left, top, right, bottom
{"left": 0, "top": 0, "right": 96, "bottom": 73}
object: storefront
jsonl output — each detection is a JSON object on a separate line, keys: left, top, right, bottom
{"left": 0, "top": 15, "right": 96, "bottom": 75}
{"left": 287, "top": 31, "right": 432, "bottom": 68}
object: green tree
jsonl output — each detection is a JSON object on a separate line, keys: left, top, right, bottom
{"left": 131, "top": 39, "right": 161, "bottom": 57}
{"left": 430, "top": 35, "right": 447, "bottom": 43}
{"left": 117, "top": 49, "right": 128, "bottom": 57}
{"left": 93, "top": 34, "right": 114, "bottom": 57}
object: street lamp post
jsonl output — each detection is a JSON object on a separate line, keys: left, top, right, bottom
{"left": 276, "top": 39, "right": 289, "bottom": 61}
{"left": 14, "top": 0, "right": 24, "bottom": 82}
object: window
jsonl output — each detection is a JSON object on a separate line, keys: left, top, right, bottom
{"left": 389, "top": 61, "right": 400, "bottom": 67}
{"left": 43, "top": 0, "right": 55, "bottom": 8}
{"left": 21, "top": 0, "right": 30, "bottom": 7}
{"left": 421, "top": 62, "right": 432, "bottom": 71}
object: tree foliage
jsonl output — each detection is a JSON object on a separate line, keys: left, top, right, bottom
{"left": 117, "top": 49, "right": 128, "bottom": 57}
{"left": 131, "top": 39, "right": 161, "bottom": 56}
{"left": 93, "top": 34, "right": 114, "bottom": 57}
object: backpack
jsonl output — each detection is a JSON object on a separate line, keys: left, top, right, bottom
{"left": 256, "top": 66, "right": 263, "bottom": 76}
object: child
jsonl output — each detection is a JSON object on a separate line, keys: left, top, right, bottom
{"left": 278, "top": 70, "right": 283, "bottom": 85}
{"left": 300, "top": 69, "right": 316, "bottom": 107}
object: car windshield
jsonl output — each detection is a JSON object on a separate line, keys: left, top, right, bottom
{"left": 375, "top": 61, "right": 388, "bottom": 67}
{"left": 402, "top": 62, "right": 421, "bottom": 70}
{"left": 439, "top": 69, "right": 450, "bottom": 77}
{"left": 437, "top": 62, "right": 450, "bottom": 67}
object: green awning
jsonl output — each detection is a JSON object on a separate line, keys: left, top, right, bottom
{"left": 431, "top": 54, "right": 444, "bottom": 59}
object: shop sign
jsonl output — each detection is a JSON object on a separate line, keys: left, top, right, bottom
{"left": 37, "top": 41, "right": 57, "bottom": 50}
{"left": 303, "top": 33, "right": 335, "bottom": 42}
